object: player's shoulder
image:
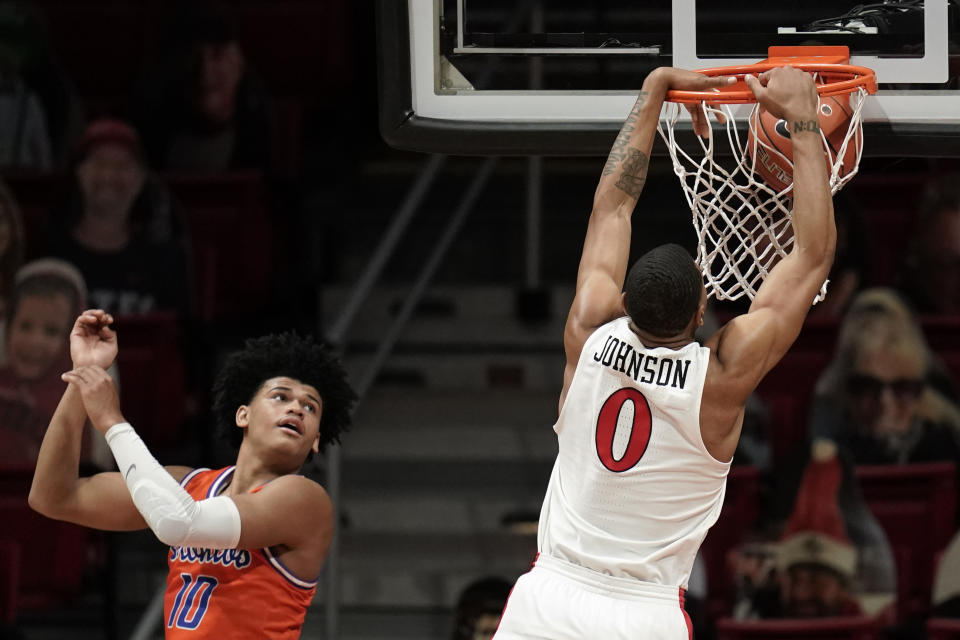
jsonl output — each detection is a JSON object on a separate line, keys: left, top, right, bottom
{"left": 259, "top": 474, "right": 332, "bottom": 509}
{"left": 704, "top": 310, "right": 777, "bottom": 364}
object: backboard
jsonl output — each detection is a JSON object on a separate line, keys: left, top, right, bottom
{"left": 378, "top": 0, "right": 960, "bottom": 156}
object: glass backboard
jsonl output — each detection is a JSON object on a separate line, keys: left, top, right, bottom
{"left": 378, "top": 0, "right": 960, "bottom": 156}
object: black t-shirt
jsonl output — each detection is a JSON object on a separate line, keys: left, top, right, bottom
{"left": 46, "top": 231, "right": 192, "bottom": 317}
{"left": 836, "top": 420, "right": 960, "bottom": 467}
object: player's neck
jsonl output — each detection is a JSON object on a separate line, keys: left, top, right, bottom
{"left": 228, "top": 446, "right": 290, "bottom": 495}
{"left": 628, "top": 321, "right": 694, "bottom": 350}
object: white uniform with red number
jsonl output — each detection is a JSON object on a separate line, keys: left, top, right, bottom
{"left": 495, "top": 316, "right": 730, "bottom": 640}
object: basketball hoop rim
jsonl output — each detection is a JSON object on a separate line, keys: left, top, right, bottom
{"left": 665, "top": 62, "right": 878, "bottom": 104}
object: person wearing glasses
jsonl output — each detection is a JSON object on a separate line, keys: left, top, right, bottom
{"left": 809, "top": 288, "right": 960, "bottom": 466}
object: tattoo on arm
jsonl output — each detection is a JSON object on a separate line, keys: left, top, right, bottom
{"left": 601, "top": 92, "right": 647, "bottom": 177}
{"left": 614, "top": 148, "right": 649, "bottom": 198}
{"left": 792, "top": 119, "right": 820, "bottom": 134}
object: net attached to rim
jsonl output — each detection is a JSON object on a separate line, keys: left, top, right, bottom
{"left": 657, "top": 61, "right": 876, "bottom": 303}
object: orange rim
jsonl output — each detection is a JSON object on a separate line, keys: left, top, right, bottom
{"left": 665, "top": 62, "right": 877, "bottom": 104}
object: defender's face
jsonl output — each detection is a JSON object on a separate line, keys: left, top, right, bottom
{"left": 236, "top": 376, "right": 323, "bottom": 457}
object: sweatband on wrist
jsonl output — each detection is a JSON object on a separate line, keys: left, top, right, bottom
{"left": 105, "top": 423, "right": 241, "bottom": 549}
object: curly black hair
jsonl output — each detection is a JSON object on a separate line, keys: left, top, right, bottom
{"left": 211, "top": 332, "right": 356, "bottom": 458}
{"left": 624, "top": 243, "right": 703, "bottom": 338}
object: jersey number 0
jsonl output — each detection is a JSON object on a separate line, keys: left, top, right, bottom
{"left": 595, "top": 388, "right": 652, "bottom": 472}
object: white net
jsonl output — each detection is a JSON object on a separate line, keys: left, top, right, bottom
{"left": 657, "top": 82, "right": 869, "bottom": 302}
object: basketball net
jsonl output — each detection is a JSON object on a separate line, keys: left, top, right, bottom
{"left": 657, "top": 77, "right": 870, "bottom": 303}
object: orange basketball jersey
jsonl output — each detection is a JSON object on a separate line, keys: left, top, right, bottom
{"left": 164, "top": 467, "right": 317, "bottom": 638}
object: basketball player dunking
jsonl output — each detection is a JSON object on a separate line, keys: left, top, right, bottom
{"left": 29, "top": 309, "right": 355, "bottom": 638}
{"left": 493, "top": 66, "right": 837, "bottom": 639}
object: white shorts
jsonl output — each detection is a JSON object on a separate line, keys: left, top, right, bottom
{"left": 493, "top": 555, "right": 692, "bottom": 640}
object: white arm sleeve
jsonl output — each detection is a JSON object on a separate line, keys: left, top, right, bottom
{"left": 105, "top": 423, "right": 241, "bottom": 549}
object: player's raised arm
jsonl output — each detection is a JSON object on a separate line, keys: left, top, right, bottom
{"left": 561, "top": 68, "right": 733, "bottom": 409}
{"left": 708, "top": 66, "right": 837, "bottom": 401}
{"left": 59, "top": 362, "right": 332, "bottom": 554}
{"left": 29, "top": 310, "right": 192, "bottom": 531}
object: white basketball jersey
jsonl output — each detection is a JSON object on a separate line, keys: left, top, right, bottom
{"left": 538, "top": 316, "right": 731, "bottom": 588}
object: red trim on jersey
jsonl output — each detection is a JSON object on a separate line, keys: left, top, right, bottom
{"left": 679, "top": 587, "right": 693, "bottom": 640}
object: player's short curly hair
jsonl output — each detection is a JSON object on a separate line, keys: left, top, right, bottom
{"left": 624, "top": 243, "right": 703, "bottom": 338}
{"left": 211, "top": 333, "right": 356, "bottom": 457}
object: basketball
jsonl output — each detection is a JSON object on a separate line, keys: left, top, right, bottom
{"left": 746, "top": 95, "right": 857, "bottom": 192}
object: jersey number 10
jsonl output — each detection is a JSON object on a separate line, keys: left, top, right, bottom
{"left": 595, "top": 388, "right": 652, "bottom": 472}
{"left": 168, "top": 573, "right": 219, "bottom": 630}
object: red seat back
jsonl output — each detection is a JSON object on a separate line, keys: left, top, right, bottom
{"left": 0, "top": 497, "right": 88, "bottom": 611}
{"left": 702, "top": 466, "right": 762, "bottom": 619}
{"left": 929, "top": 618, "right": 960, "bottom": 640}
{"left": 2, "top": 171, "right": 61, "bottom": 260}
{"left": 163, "top": 171, "right": 272, "bottom": 323}
{"left": 921, "top": 316, "right": 960, "bottom": 385}
{"left": 114, "top": 312, "right": 186, "bottom": 452}
{"left": 0, "top": 465, "right": 35, "bottom": 498}
{"left": 0, "top": 540, "right": 19, "bottom": 624}
{"left": 716, "top": 616, "right": 879, "bottom": 640}
{"left": 856, "top": 463, "right": 957, "bottom": 619}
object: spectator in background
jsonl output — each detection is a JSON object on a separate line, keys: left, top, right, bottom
{"left": 132, "top": 1, "right": 275, "bottom": 174}
{"left": 0, "top": 258, "right": 107, "bottom": 467}
{"left": 44, "top": 118, "right": 193, "bottom": 318}
{"left": 0, "top": 177, "right": 24, "bottom": 356}
{"left": 809, "top": 288, "right": 960, "bottom": 465}
{"left": 452, "top": 577, "right": 512, "bottom": 640}
{"left": 896, "top": 179, "right": 960, "bottom": 315}
{"left": 933, "top": 530, "right": 960, "bottom": 617}
{"left": 0, "top": 0, "right": 83, "bottom": 169}
{"left": 732, "top": 440, "right": 893, "bottom": 620}
{"left": 0, "top": 5, "right": 51, "bottom": 171}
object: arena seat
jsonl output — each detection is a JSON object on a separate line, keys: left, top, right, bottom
{"left": 921, "top": 316, "right": 960, "bottom": 351}
{"left": 843, "top": 170, "right": 928, "bottom": 286}
{"left": 30, "top": 1, "right": 160, "bottom": 102}
{"left": 855, "top": 463, "right": 957, "bottom": 620}
{"left": 928, "top": 618, "right": 960, "bottom": 640}
{"left": 0, "top": 497, "right": 89, "bottom": 611}
{"left": 164, "top": 171, "right": 273, "bottom": 324}
{"left": 759, "top": 392, "right": 810, "bottom": 465}
{"left": 757, "top": 347, "right": 832, "bottom": 400}
{"left": 0, "top": 540, "right": 19, "bottom": 624}
{"left": 921, "top": 316, "right": 960, "bottom": 384}
{"left": 114, "top": 312, "right": 186, "bottom": 452}
{"left": 32, "top": 0, "right": 352, "bottom": 107}
{"left": 0, "top": 465, "right": 35, "bottom": 497}
{"left": 701, "top": 465, "right": 762, "bottom": 620}
{"left": 715, "top": 616, "right": 880, "bottom": 640}
{"left": 1, "top": 171, "right": 61, "bottom": 259}
{"left": 229, "top": 1, "right": 352, "bottom": 97}
{"left": 756, "top": 350, "right": 832, "bottom": 463}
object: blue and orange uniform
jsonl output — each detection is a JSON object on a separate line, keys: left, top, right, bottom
{"left": 163, "top": 467, "right": 317, "bottom": 638}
